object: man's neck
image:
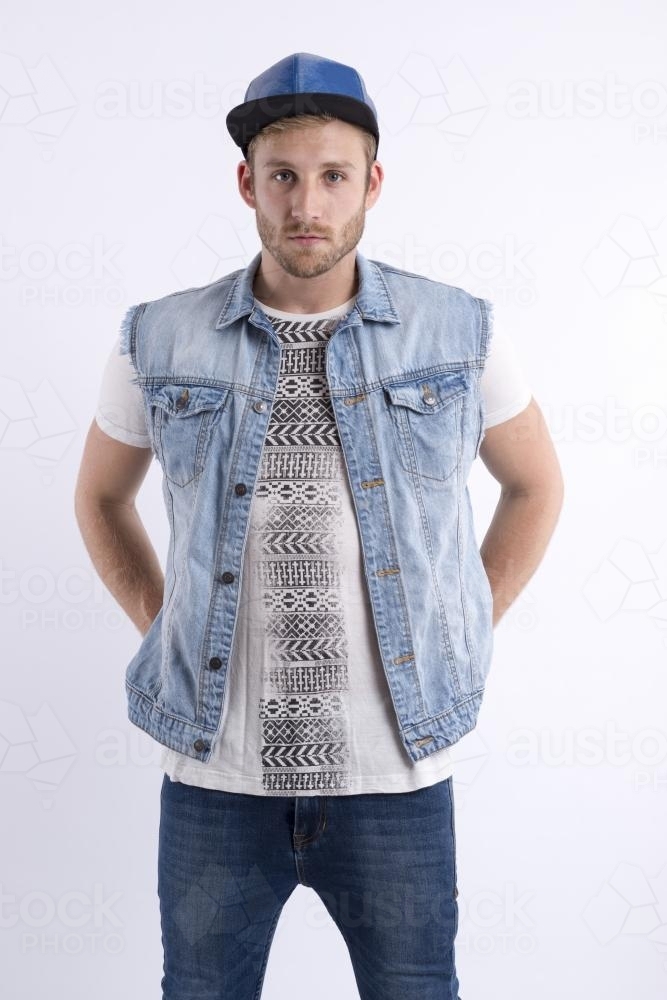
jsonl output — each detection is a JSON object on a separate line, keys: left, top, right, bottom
{"left": 252, "top": 250, "right": 359, "bottom": 314}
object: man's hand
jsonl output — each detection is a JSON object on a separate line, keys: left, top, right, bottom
{"left": 74, "top": 420, "right": 164, "bottom": 636}
{"left": 478, "top": 397, "right": 564, "bottom": 627}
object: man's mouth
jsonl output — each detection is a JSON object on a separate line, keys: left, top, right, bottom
{"left": 289, "top": 235, "right": 325, "bottom": 243}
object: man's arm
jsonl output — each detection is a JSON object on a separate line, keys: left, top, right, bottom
{"left": 477, "top": 397, "right": 564, "bottom": 627}
{"left": 74, "top": 419, "right": 164, "bottom": 637}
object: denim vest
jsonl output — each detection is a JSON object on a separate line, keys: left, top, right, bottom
{"left": 118, "top": 250, "right": 495, "bottom": 765}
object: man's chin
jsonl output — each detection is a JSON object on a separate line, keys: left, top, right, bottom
{"left": 276, "top": 249, "right": 337, "bottom": 279}
{"left": 283, "top": 263, "right": 332, "bottom": 279}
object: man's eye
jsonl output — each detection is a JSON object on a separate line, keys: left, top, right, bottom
{"left": 273, "top": 171, "right": 292, "bottom": 181}
{"left": 327, "top": 172, "right": 343, "bottom": 182}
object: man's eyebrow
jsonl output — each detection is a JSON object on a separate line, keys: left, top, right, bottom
{"left": 260, "top": 159, "right": 358, "bottom": 170}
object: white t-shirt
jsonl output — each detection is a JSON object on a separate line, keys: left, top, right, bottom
{"left": 96, "top": 296, "right": 531, "bottom": 796}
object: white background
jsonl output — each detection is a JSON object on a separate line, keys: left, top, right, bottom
{"left": 2, "top": 1, "right": 666, "bottom": 997}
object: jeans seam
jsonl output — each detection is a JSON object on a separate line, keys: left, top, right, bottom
{"left": 447, "top": 776, "right": 458, "bottom": 898}
{"left": 252, "top": 903, "right": 284, "bottom": 1000}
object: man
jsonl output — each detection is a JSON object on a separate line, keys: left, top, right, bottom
{"left": 75, "top": 52, "right": 563, "bottom": 1000}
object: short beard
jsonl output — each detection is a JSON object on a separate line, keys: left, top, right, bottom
{"left": 254, "top": 198, "right": 367, "bottom": 279}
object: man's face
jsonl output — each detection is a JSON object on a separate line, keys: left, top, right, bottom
{"left": 239, "top": 119, "right": 381, "bottom": 280}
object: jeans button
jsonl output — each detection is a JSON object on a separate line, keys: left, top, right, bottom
{"left": 234, "top": 483, "right": 247, "bottom": 496}
{"left": 209, "top": 656, "right": 222, "bottom": 670}
{"left": 221, "top": 571, "right": 234, "bottom": 584}
{"left": 193, "top": 739, "right": 209, "bottom": 753}
{"left": 253, "top": 400, "right": 266, "bottom": 413}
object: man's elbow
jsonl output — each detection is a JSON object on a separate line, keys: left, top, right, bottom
{"left": 505, "top": 462, "right": 565, "bottom": 513}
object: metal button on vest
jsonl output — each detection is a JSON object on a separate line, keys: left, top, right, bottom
{"left": 234, "top": 483, "right": 247, "bottom": 496}
{"left": 422, "top": 386, "right": 437, "bottom": 405}
{"left": 253, "top": 400, "right": 266, "bottom": 413}
{"left": 209, "top": 656, "right": 222, "bottom": 670}
{"left": 193, "top": 739, "right": 209, "bottom": 752}
{"left": 175, "top": 388, "right": 190, "bottom": 410}
{"left": 221, "top": 571, "right": 234, "bottom": 583}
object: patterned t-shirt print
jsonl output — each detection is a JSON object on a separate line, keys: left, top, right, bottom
{"left": 254, "top": 314, "right": 351, "bottom": 792}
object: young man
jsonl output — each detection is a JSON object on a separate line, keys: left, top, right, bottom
{"left": 75, "top": 52, "right": 563, "bottom": 1000}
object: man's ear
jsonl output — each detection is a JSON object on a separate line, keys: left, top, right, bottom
{"left": 237, "top": 161, "right": 256, "bottom": 209}
{"left": 365, "top": 161, "right": 384, "bottom": 211}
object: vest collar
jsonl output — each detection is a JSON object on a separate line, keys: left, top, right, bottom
{"left": 215, "top": 248, "right": 400, "bottom": 328}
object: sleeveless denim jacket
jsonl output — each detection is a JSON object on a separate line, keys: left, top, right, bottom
{"left": 118, "top": 250, "right": 495, "bottom": 764}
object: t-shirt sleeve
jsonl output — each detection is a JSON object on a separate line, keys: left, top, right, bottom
{"left": 94, "top": 335, "right": 151, "bottom": 448}
{"left": 480, "top": 311, "right": 532, "bottom": 429}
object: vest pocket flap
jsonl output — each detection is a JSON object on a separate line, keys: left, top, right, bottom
{"left": 146, "top": 383, "right": 228, "bottom": 417}
{"left": 383, "top": 370, "right": 470, "bottom": 414}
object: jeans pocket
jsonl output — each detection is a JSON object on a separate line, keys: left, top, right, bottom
{"left": 383, "top": 370, "right": 472, "bottom": 485}
{"left": 146, "top": 383, "right": 229, "bottom": 487}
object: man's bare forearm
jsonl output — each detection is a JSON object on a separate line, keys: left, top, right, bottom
{"left": 480, "top": 484, "right": 563, "bottom": 627}
{"left": 76, "top": 499, "right": 164, "bottom": 636}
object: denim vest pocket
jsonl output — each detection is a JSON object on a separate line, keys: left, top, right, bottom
{"left": 146, "top": 383, "right": 229, "bottom": 487}
{"left": 383, "top": 370, "right": 471, "bottom": 484}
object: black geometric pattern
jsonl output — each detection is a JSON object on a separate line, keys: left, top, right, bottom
{"left": 265, "top": 612, "right": 347, "bottom": 640}
{"left": 262, "top": 662, "right": 349, "bottom": 692}
{"left": 261, "top": 532, "right": 340, "bottom": 555}
{"left": 250, "top": 483, "right": 340, "bottom": 507}
{"left": 256, "top": 557, "right": 340, "bottom": 589}
{"left": 267, "top": 638, "right": 347, "bottom": 662}
{"left": 259, "top": 692, "right": 346, "bottom": 718}
{"left": 260, "top": 450, "right": 340, "bottom": 482}
{"left": 264, "top": 770, "right": 349, "bottom": 792}
{"left": 263, "top": 589, "right": 344, "bottom": 613}
{"left": 253, "top": 314, "right": 353, "bottom": 793}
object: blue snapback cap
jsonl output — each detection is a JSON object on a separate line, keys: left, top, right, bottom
{"left": 226, "top": 52, "right": 379, "bottom": 159}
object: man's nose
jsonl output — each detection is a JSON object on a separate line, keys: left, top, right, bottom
{"left": 290, "top": 178, "right": 323, "bottom": 222}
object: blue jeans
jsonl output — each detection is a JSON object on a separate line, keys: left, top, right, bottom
{"left": 157, "top": 773, "right": 462, "bottom": 999}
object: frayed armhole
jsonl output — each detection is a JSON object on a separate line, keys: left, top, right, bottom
{"left": 475, "top": 296, "right": 496, "bottom": 453}
{"left": 118, "top": 303, "right": 143, "bottom": 387}
{"left": 480, "top": 296, "right": 495, "bottom": 363}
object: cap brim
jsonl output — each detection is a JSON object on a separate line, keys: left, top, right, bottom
{"left": 226, "top": 92, "right": 379, "bottom": 157}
